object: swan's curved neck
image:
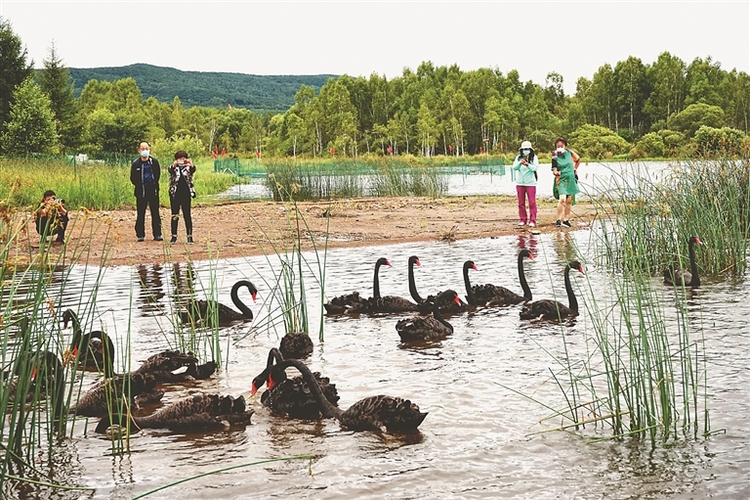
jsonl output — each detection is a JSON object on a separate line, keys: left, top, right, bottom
{"left": 518, "top": 254, "right": 532, "bottom": 300}
{"left": 688, "top": 239, "right": 700, "bottom": 286}
{"left": 231, "top": 282, "right": 254, "bottom": 318}
{"left": 373, "top": 261, "right": 383, "bottom": 299}
{"left": 275, "top": 359, "right": 344, "bottom": 420}
{"left": 408, "top": 260, "right": 423, "bottom": 304}
{"left": 564, "top": 266, "right": 578, "bottom": 312}
{"left": 463, "top": 264, "right": 476, "bottom": 306}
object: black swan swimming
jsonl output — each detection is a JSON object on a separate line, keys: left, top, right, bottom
{"left": 251, "top": 348, "right": 340, "bottom": 419}
{"left": 664, "top": 236, "right": 703, "bottom": 287}
{"left": 94, "top": 392, "right": 254, "bottom": 434}
{"left": 266, "top": 358, "right": 427, "bottom": 432}
{"left": 323, "top": 291, "right": 369, "bottom": 315}
{"left": 366, "top": 257, "right": 419, "bottom": 313}
{"left": 63, "top": 309, "right": 116, "bottom": 376}
{"left": 519, "top": 260, "right": 584, "bottom": 322}
{"left": 407, "top": 255, "right": 469, "bottom": 315}
{"left": 73, "top": 371, "right": 163, "bottom": 418}
{"left": 278, "top": 333, "right": 314, "bottom": 359}
{"left": 396, "top": 290, "right": 461, "bottom": 341}
{"left": 469, "top": 250, "right": 534, "bottom": 307}
{"left": 74, "top": 350, "right": 216, "bottom": 418}
{"left": 179, "top": 280, "right": 257, "bottom": 324}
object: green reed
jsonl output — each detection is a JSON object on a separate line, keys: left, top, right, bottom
{"left": 263, "top": 158, "right": 448, "bottom": 201}
{"left": 590, "top": 158, "right": 750, "bottom": 277}
{"left": 0, "top": 157, "right": 237, "bottom": 210}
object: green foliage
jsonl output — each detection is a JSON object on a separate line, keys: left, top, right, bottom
{"left": 692, "top": 125, "right": 746, "bottom": 157}
{"left": 1, "top": 77, "right": 58, "bottom": 154}
{"left": 0, "top": 17, "right": 33, "bottom": 128}
{"left": 68, "top": 64, "right": 334, "bottom": 112}
{"left": 151, "top": 135, "right": 205, "bottom": 162}
{"left": 630, "top": 132, "right": 667, "bottom": 158}
{"left": 667, "top": 102, "right": 726, "bottom": 137}
{"left": 37, "top": 42, "right": 78, "bottom": 151}
{"left": 569, "top": 124, "right": 631, "bottom": 159}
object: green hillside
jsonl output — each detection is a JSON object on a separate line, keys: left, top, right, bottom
{"left": 68, "top": 63, "right": 336, "bottom": 112}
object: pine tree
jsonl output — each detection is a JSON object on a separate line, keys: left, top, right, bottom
{"left": 0, "top": 17, "right": 32, "bottom": 129}
{"left": 38, "top": 41, "right": 78, "bottom": 151}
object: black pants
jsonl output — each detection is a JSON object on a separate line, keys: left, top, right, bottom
{"left": 36, "top": 215, "right": 68, "bottom": 242}
{"left": 135, "top": 193, "right": 162, "bottom": 239}
{"left": 170, "top": 192, "right": 192, "bottom": 237}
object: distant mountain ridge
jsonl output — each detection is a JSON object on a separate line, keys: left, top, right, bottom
{"left": 68, "top": 63, "right": 336, "bottom": 113}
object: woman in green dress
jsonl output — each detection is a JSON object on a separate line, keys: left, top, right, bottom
{"left": 551, "top": 137, "right": 580, "bottom": 228}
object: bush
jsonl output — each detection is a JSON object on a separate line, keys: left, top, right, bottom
{"left": 569, "top": 124, "right": 631, "bottom": 159}
{"left": 692, "top": 126, "right": 747, "bottom": 157}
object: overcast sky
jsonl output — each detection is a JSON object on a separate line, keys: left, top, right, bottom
{"left": 1, "top": 1, "right": 748, "bottom": 94}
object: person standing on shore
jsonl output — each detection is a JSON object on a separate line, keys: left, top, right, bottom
{"left": 130, "top": 141, "right": 163, "bottom": 242}
{"left": 551, "top": 137, "right": 580, "bottom": 228}
{"left": 511, "top": 140, "right": 539, "bottom": 227}
{"left": 168, "top": 150, "right": 196, "bottom": 244}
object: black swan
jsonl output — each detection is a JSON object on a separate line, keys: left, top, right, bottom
{"left": 664, "top": 236, "right": 703, "bottom": 287}
{"left": 95, "top": 392, "right": 254, "bottom": 434}
{"left": 519, "top": 260, "right": 584, "bottom": 322}
{"left": 366, "top": 257, "right": 419, "bottom": 313}
{"left": 469, "top": 250, "right": 534, "bottom": 307}
{"left": 251, "top": 348, "right": 340, "bottom": 419}
{"left": 267, "top": 358, "right": 427, "bottom": 432}
{"left": 132, "top": 350, "right": 217, "bottom": 383}
{"left": 63, "top": 309, "right": 116, "bottom": 376}
{"left": 407, "top": 255, "right": 469, "bottom": 315}
{"left": 279, "top": 333, "right": 314, "bottom": 359}
{"left": 74, "top": 350, "right": 216, "bottom": 418}
{"left": 324, "top": 291, "right": 369, "bottom": 315}
{"left": 396, "top": 290, "right": 461, "bottom": 341}
{"left": 179, "top": 280, "right": 257, "bottom": 324}
{"left": 6, "top": 345, "right": 66, "bottom": 418}
{"left": 74, "top": 371, "right": 163, "bottom": 418}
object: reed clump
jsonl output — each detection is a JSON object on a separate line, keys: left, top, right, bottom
{"left": 590, "top": 158, "right": 750, "bottom": 277}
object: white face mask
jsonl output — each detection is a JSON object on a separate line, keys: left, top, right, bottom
{"left": 140, "top": 149, "right": 150, "bottom": 158}
{"left": 521, "top": 149, "right": 530, "bottom": 156}
{"left": 556, "top": 147, "right": 566, "bottom": 155}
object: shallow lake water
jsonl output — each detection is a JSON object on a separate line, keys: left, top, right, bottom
{"left": 216, "top": 160, "right": 675, "bottom": 200}
{"left": 13, "top": 229, "right": 750, "bottom": 499}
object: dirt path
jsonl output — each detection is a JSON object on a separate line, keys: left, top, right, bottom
{"left": 16, "top": 196, "right": 598, "bottom": 268}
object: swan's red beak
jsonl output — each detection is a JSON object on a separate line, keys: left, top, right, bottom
{"left": 251, "top": 382, "right": 258, "bottom": 395}
{"left": 528, "top": 253, "right": 535, "bottom": 260}
{"left": 251, "top": 292, "right": 258, "bottom": 302}
{"left": 267, "top": 374, "right": 276, "bottom": 391}
{"left": 453, "top": 294, "right": 462, "bottom": 305}
{"left": 385, "top": 259, "right": 392, "bottom": 267}
{"left": 578, "top": 265, "right": 586, "bottom": 275}
{"left": 415, "top": 258, "right": 421, "bottom": 267}
{"left": 472, "top": 263, "right": 478, "bottom": 271}
{"left": 695, "top": 237, "right": 704, "bottom": 245}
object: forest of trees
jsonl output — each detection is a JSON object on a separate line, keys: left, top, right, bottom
{"left": 1, "top": 16, "right": 749, "bottom": 161}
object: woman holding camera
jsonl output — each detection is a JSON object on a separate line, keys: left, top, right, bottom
{"left": 35, "top": 189, "right": 68, "bottom": 243}
{"left": 168, "top": 150, "right": 196, "bottom": 244}
{"left": 511, "top": 140, "right": 539, "bottom": 227}
{"left": 551, "top": 137, "right": 580, "bottom": 228}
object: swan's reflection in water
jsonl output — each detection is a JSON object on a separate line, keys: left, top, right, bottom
{"left": 136, "top": 263, "right": 165, "bottom": 315}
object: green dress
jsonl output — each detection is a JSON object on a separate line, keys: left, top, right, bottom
{"left": 554, "top": 150, "right": 579, "bottom": 197}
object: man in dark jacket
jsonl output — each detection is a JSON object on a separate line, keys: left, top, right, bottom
{"left": 130, "top": 141, "right": 163, "bottom": 241}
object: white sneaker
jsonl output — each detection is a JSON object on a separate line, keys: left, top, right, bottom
{"left": 528, "top": 222, "right": 536, "bottom": 227}
{"left": 518, "top": 221, "right": 525, "bottom": 226}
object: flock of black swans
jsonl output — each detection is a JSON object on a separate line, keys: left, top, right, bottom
{"left": 7, "top": 236, "right": 703, "bottom": 440}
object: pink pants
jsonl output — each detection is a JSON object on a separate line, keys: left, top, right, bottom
{"left": 516, "top": 185, "right": 537, "bottom": 224}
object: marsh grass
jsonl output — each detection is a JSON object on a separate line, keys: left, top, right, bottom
{"left": 263, "top": 159, "right": 449, "bottom": 201}
{"left": 0, "top": 157, "right": 237, "bottom": 210}
{"left": 588, "top": 158, "right": 750, "bottom": 277}
{"left": 509, "top": 158, "right": 738, "bottom": 444}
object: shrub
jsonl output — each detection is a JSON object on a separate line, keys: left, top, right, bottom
{"left": 569, "top": 124, "right": 631, "bottom": 159}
